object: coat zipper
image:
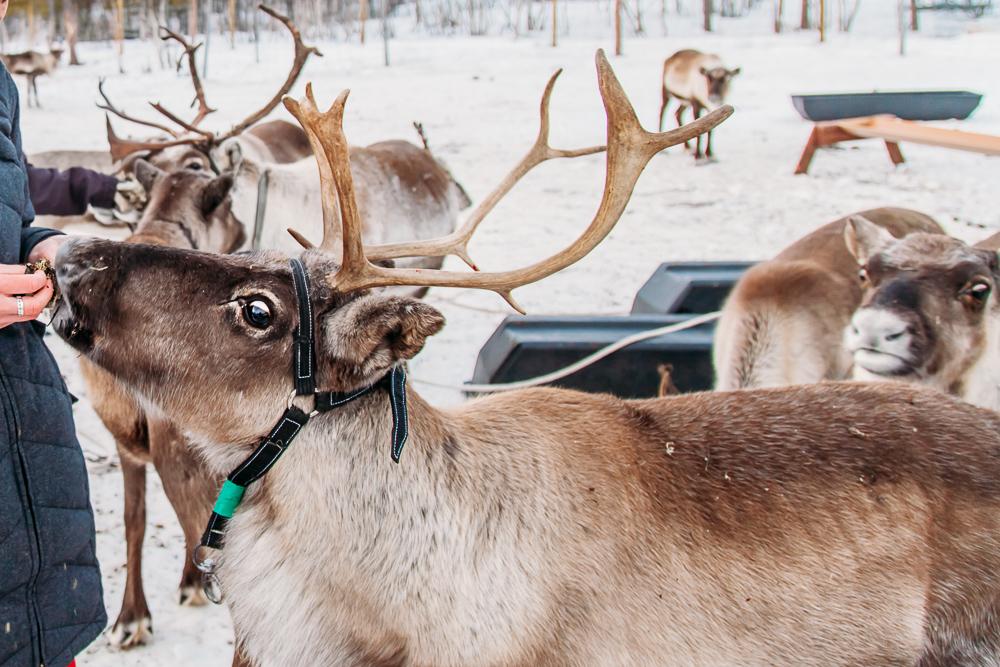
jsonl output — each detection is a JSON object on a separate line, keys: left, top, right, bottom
{"left": 0, "top": 367, "right": 47, "bottom": 666}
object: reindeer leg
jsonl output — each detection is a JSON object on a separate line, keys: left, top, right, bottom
{"left": 675, "top": 104, "right": 688, "bottom": 150}
{"left": 658, "top": 86, "right": 671, "bottom": 132}
{"left": 149, "top": 418, "right": 218, "bottom": 608}
{"left": 109, "top": 451, "right": 154, "bottom": 648}
{"left": 32, "top": 76, "right": 40, "bottom": 108}
{"left": 693, "top": 104, "right": 704, "bottom": 160}
{"left": 706, "top": 128, "right": 714, "bottom": 160}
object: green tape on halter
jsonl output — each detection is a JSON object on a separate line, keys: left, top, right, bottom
{"left": 212, "top": 480, "right": 246, "bottom": 519}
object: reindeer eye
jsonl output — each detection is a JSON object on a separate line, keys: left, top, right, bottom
{"left": 242, "top": 299, "right": 272, "bottom": 329}
{"left": 186, "top": 162, "right": 204, "bottom": 171}
{"left": 969, "top": 282, "right": 991, "bottom": 301}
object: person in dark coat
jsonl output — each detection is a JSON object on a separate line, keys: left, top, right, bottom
{"left": 25, "top": 161, "right": 118, "bottom": 217}
{"left": 0, "top": 0, "right": 107, "bottom": 664}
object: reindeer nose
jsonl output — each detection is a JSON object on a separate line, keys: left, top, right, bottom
{"left": 849, "top": 308, "right": 910, "bottom": 350}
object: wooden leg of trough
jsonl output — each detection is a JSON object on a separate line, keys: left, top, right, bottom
{"left": 795, "top": 127, "right": 821, "bottom": 175}
{"left": 885, "top": 140, "right": 905, "bottom": 166}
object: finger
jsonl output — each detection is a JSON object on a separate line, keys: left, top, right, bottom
{"left": 0, "top": 264, "right": 29, "bottom": 275}
{"left": 0, "top": 272, "right": 47, "bottom": 296}
{"left": 0, "top": 285, "right": 54, "bottom": 321}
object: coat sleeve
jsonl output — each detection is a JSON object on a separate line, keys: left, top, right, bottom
{"left": 26, "top": 162, "right": 118, "bottom": 216}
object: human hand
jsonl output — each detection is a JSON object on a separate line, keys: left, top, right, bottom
{"left": 26, "top": 235, "right": 67, "bottom": 266}
{"left": 0, "top": 264, "right": 53, "bottom": 329}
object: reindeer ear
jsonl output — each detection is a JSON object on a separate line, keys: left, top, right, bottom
{"left": 133, "top": 158, "right": 164, "bottom": 192}
{"left": 729, "top": 67, "right": 741, "bottom": 76}
{"left": 844, "top": 215, "right": 894, "bottom": 264}
{"left": 318, "top": 295, "right": 445, "bottom": 391}
{"left": 201, "top": 173, "right": 234, "bottom": 216}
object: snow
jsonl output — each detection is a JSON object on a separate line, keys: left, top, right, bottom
{"left": 14, "top": 2, "right": 1000, "bottom": 663}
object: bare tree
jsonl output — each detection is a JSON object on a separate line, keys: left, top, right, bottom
{"left": 774, "top": 0, "right": 784, "bottom": 31}
{"left": 551, "top": 0, "right": 557, "bottom": 45}
{"left": 63, "top": 0, "right": 82, "bottom": 65}
{"left": 704, "top": 0, "right": 713, "bottom": 31}
{"left": 360, "top": 0, "right": 368, "bottom": 42}
{"left": 615, "top": 0, "right": 623, "bottom": 53}
{"left": 800, "top": 0, "right": 809, "bottom": 28}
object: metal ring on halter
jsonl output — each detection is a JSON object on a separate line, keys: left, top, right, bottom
{"left": 286, "top": 388, "right": 319, "bottom": 417}
{"left": 15, "top": 296, "right": 24, "bottom": 318}
{"left": 202, "top": 572, "right": 224, "bottom": 605}
{"left": 193, "top": 544, "right": 220, "bottom": 574}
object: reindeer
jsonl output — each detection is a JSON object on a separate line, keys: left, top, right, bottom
{"left": 658, "top": 48, "right": 739, "bottom": 160}
{"left": 2, "top": 46, "right": 63, "bottom": 107}
{"left": 844, "top": 219, "right": 1000, "bottom": 411}
{"left": 55, "top": 53, "right": 1000, "bottom": 667}
{"left": 76, "top": 65, "right": 591, "bottom": 651}
{"left": 713, "top": 207, "right": 942, "bottom": 390}
{"left": 99, "top": 5, "right": 318, "bottom": 173}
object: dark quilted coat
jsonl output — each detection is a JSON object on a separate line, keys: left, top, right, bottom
{"left": 0, "top": 64, "right": 106, "bottom": 667}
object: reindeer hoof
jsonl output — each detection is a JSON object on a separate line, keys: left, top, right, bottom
{"left": 179, "top": 584, "right": 209, "bottom": 607}
{"left": 108, "top": 616, "right": 153, "bottom": 649}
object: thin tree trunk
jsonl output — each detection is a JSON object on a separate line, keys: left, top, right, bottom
{"left": 551, "top": 0, "right": 557, "bottom": 46}
{"left": 64, "top": 0, "right": 81, "bottom": 65}
{"left": 614, "top": 0, "right": 623, "bottom": 54}
{"left": 27, "top": 2, "right": 36, "bottom": 47}
{"left": 897, "top": 0, "right": 906, "bottom": 55}
{"left": 189, "top": 0, "right": 198, "bottom": 38}
{"left": 818, "top": 0, "right": 824, "bottom": 40}
{"left": 415, "top": 0, "right": 421, "bottom": 25}
{"left": 910, "top": 0, "right": 918, "bottom": 30}
{"left": 381, "top": 0, "right": 389, "bottom": 65}
{"left": 228, "top": 0, "right": 237, "bottom": 46}
{"left": 660, "top": 0, "right": 667, "bottom": 35}
{"left": 634, "top": 0, "right": 644, "bottom": 34}
{"left": 774, "top": 0, "right": 784, "bottom": 31}
{"left": 703, "top": 0, "right": 713, "bottom": 31}
{"left": 359, "top": 0, "right": 368, "bottom": 42}
{"left": 114, "top": 0, "right": 125, "bottom": 72}
{"left": 800, "top": 0, "right": 809, "bottom": 28}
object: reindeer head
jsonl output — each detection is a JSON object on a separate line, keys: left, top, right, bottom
{"left": 54, "top": 52, "right": 730, "bottom": 457}
{"left": 127, "top": 158, "right": 244, "bottom": 252}
{"left": 844, "top": 216, "right": 1000, "bottom": 393}
{"left": 699, "top": 65, "right": 740, "bottom": 108}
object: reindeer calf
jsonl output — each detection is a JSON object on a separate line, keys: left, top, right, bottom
{"left": 658, "top": 49, "right": 740, "bottom": 160}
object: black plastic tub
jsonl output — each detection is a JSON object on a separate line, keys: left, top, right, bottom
{"left": 791, "top": 91, "right": 983, "bottom": 122}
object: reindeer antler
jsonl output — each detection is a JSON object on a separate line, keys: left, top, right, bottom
{"left": 100, "top": 4, "right": 320, "bottom": 160}
{"left": 285, "top": 50, "right": 732, "bottom": 313}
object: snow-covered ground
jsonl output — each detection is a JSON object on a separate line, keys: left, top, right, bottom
{"left": 14, "top": 1, "right": 1000, "bottom": 664}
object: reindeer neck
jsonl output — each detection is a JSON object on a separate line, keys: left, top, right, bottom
{"left": 955, "top": 307, "right": 1000, "bottom": 411}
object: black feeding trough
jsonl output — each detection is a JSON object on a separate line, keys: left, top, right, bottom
{"left": 631, "top": 261, "right": 753, "bottom": 315}
{"left": 791, "top": 91, "right": 983, "bottom": 122}
{"left": 470, "top": 314, "right": 717, "bottom": 399}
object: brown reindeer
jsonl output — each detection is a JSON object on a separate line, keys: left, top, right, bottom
{"left": 78, "top": 63, "right": 598, "bottom": 650}
{"left": 713, "top": 207, "right": 942, "bottom": 390}
{"left": 52, "top": 54, "right": 1000, "bottom": 667}
{"left": 658, "top": 48, "right": 739, "bottom": 160}
{"left": 99, "top": 4, "right": 318, "bottom": 172}
{"left": 2, "top": 47, "right": 63, "bottom": 107}
{"left": 844, "top": 219, "right": 1000, "bottom": 411}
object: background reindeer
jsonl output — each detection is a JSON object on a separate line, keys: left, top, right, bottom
{"left": 844, "top": 219, "right": 1000, "bottom": 411}
{"left": 52, "top": 53, "right": 1000, "bottom": 667}
{"left": 2, "top": 46, "right": 64, "bottom": 107}
{"left": 658, "top": 48, "right": 739, "bottom": 160}
{"left": 713, "top": 207, "right": 942, "bottom": 390}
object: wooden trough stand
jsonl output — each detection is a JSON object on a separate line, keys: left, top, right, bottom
{"left": 795, "top": 114, "right": 1000, "bottom": 174}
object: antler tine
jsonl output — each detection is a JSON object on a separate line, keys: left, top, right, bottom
{"left": 98, "top": 78, "right": 180, "bottom": 138}
{"left": 105, "top": 115, "right": 201, "bottom": 163}
{"left": 158, "top": 26, "right": 216, "bottom": 127}
{"left": 362, "top": 68, "right": 606, "bottom": 270}
{"left": 219, "top": 4, "right": 323, "bottom": 143}
{"left": 284, "top": 85, "right": 361, "bottom": 262}
{"left": 298, "top": 50, "right": 731, "bottom": 313}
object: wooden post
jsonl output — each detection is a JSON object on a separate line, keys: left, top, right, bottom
{"left": 614, "top": 0, "right": 623, "bottom": 54}
{"left": 551, "top": 0, "right": 557, "bottom": 46}
{"left": 359, "top": 0, "right": 368, "bottom": 43}
{"left": 800, "top": 0, "right": 809, "bottom": 28}
{"left": 818, "top": 0, "right": 824, "bottom": 41}
{"left": 228, "top": 0, "right": 237, "bottom": 47}
{"left": 703, "top": 0, "right": 712, "bottom": 31}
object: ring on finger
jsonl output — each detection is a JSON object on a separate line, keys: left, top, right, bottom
{"left": 16, "top": 296, "right": 24, "bottom": 318}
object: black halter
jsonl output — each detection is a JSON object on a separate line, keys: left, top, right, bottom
{"left": 194, "top": 258, "right": 409, "bottom": 603}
